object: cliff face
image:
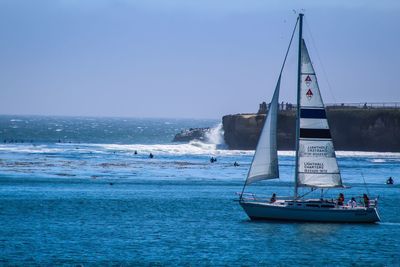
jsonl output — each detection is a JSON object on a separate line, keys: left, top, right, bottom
{"left": 327, "top": 109, "right": 400, "bottom": 151}
{"left": 223, "top": 109, "right": 400, "bottom": 152}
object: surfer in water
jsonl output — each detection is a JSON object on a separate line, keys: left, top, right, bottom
{"left": 149, "top": 153, "right": 154, "bottom": 159}
{"left": 386, "top": 176, "right": 394, "bottom": 184}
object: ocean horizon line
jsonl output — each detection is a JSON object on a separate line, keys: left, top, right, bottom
{"left": 0, "top": 113, "right": 221, "bottom": 121}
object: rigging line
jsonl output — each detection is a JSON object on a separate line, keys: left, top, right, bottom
{"left": 279, "top": 17, "right": 299, "bottom": 76}
{"left": 361, "top": 171, "right": 370, "bottom": 195}
{"left": 298, "top": 187, "right": 317, "bottom": 199}
{"left": 304, "top": 18, "right": 338, "bottom": 103}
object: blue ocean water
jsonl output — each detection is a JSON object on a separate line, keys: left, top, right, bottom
{"left": 0, "top": 115, "right": 399, "bottom": 265}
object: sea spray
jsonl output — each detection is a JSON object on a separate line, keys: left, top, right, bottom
{"left": 204, "top": 123, "right": 226, "bottom": 149}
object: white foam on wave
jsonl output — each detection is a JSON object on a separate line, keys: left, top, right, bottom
{"left": 370, "top": 159, "right": 386, "bottom": 163}
{"left": 0, "top": 142, "right": 399, "bottom": 159}
{"left": 378, "top": 222, "right": 400, "bottom": 226}
{"left": 94, "top": 141, "right": 252, "bottom": 156}
{"left": 278, "top": 151, "right": 295, "bottom": 156}
{"left": 335, "top": 151, "right": 400, "bottom": 158}
{"left": 278, "top": 150, "right": 400, "bottom": 158}
{"left": 0, "top": 144, "right": 65, "bottom": 154}
{"left": 95, "top": 123, "right": 229, "bottom": 156}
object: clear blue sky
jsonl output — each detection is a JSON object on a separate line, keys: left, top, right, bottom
{"left": 0, "top": 0, "right": 399, "bottom": 118}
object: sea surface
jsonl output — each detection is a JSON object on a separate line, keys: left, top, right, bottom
{"left": 0, "top": 115, "right": 399, "bottom": 266}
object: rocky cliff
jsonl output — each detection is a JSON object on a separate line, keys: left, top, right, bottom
{"left": 173, "top": 127, "right": 210, "bottom": 142}
{"left": 223, "top": 108, "right": 400, "bottom": 152}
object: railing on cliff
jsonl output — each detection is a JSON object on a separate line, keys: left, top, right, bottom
{"left": 326, "top": 102, "right": 400, "bottom": 109}
{"left": 258, "top": 102, "right": 400, "bottom": 113}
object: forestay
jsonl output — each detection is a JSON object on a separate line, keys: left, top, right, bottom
{"left": 246, "top": 77, "right": 281, "bottom": 185}
{"left": 297, "top": 40, "right": 343, "bottom": 188}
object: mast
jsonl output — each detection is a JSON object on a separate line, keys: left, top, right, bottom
{"left": 294, "top": 13, "right": 303, "bottom": 199}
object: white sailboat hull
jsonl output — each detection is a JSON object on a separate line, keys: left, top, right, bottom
{"left": 240, "top": 200, "right": 380, "bottom": 223}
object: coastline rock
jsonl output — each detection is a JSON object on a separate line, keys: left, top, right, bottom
{"left": 173, "top": 127, "right": 210, "bottom": 142}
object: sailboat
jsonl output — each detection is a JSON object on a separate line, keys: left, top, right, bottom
{"left": 239, "top": 14, "right": 380, "bottom": 223}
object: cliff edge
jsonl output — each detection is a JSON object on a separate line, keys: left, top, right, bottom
{"left": 223, "top": 108, "right": 400, "bottom": 152}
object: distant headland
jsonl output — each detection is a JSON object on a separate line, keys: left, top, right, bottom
{"left": 174, "top": 102, "right": 400, "bottom": 152}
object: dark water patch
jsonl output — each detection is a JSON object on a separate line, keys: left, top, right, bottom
{"left": 98, "top": 162, "right": 130, "bottom": 168}
{"left": 55, "top": 173, "right": 76, "bottom": 177}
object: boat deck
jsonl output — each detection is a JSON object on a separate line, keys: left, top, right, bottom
{"left": 240, "top": 196, "right": 378, "bottom": 211}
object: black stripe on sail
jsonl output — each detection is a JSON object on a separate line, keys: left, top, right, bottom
{"left": 300, "top": 109, "right": 326, "bottom": 119}
{"left": 300, "top": 128, "right": 331, "bottom": 139}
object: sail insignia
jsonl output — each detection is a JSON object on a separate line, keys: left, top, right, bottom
{"left": 297, "top": 39, "right": 343, "bottom": 188}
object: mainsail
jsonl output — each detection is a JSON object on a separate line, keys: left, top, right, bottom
{"left": 246, "top": 77, "right": 281, "bottom": 185}
{"left": 297, "top": 39, "right": 342, "bottom": 188}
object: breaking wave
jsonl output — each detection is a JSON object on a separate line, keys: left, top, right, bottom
{"left": 370, "top": 159, "right": 386, "bottom": 163}
{"left": 93, "top": 142, "right": 248, "bottom": 156}
{"left": 334, "top": 151, "right": 400, "bottom": 158}
{"left": 204, "top": 123, "right": 226, "bottom": 148}
{"left": 1, "top": 142, "right": 400, "bottom": 159}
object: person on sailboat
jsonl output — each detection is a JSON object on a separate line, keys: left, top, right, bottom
{"left": 337, "top": 193, "right": 345, "bottom": 206}
{"left": 363, "top": 194, "right": 370, "bottom": 208}
{"left": 270, "top": 193, "right": 277, "bottom": 203}
{"left": 348, "top": 197, "right": 357, "bottom": 208}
